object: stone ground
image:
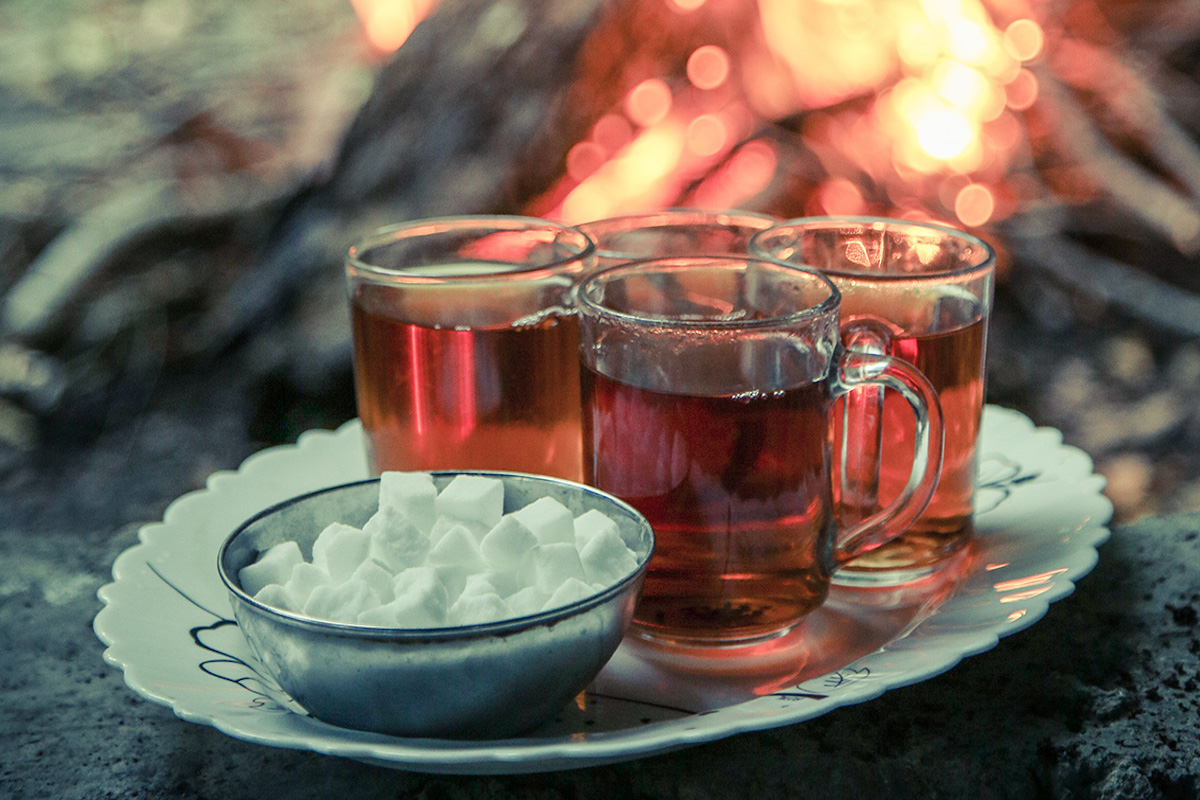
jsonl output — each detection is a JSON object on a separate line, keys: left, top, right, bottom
{"left": 1, "top": 360, "right": 1197, "bottom": 800}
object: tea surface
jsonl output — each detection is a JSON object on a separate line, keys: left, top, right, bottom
{"left": 583, "top": 367, "right": 835, "bottom": 644}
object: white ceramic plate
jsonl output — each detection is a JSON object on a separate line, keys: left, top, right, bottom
{"left": 95, "top": 406, "right": 1111, "bottom": 774}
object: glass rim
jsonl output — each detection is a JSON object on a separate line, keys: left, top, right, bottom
{"left": 577, "top": 208, "right": 780, "bottom": 258}
{"left": 578, "top": 207, "right": 780, "bottom": 233}
{"left": 576, "top": 255, "right": 842, "bottom": 331}
{"left": 345, "top": 215, "right": 595, "bottom": 284}
{"left": 751, "top": 215, "right": 997, "bottom": 281}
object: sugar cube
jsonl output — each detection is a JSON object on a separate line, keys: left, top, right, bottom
{"left": 506, "top": 585, "right": 549, "bottom": 617}
{"left": 543, "top": 576, "right": 596, "bottom": 612}
{"left": 378, "top": 471, "right": 437, "bottom": 534}
{"left": 459, "top": 572, "right": 501, "bottom": 599}
{"left": 282, "top": 562, "right": 331, "bottom": 608}
{"left": 579, "top": 525, "right": 639, "bottom": 587}
{"left": 245, "top": 473, "right": 635, "bottom": 628}
{"left": 426, "top": 522, "right": 486, "bottom": 570}
{"left": 303, "top": 579, "right": 378, "bottom": 624}
{"left": 527, "top": 542, "right": 586, "bottom": 595}
{"left": 239, "top": 540, "right": 303, "bottom": 596}
{"left": 573, "top": 508, "right": 623, "bottom": 550}
{"left": 359, "top": 581, "right": 447, "bottom": 628}
{"left": 365, "top": 505, "right": 430, "bottom": 572}
{"left": 391, "top": 565, "right": 442, "bottom": 597}
{"left": 480, "top": 569, "right": 519, "bottom": 598}
{"left": 511, "top": 496, "right": 575, "bottom": 545}
{"left": 356, "top": 600, "right": 404, "bottom": 628}
{"left": 311, "top": 522, "right": 371, "bottom": 581}
{"left": 447, "top": 592, "right": 512, "bottom": 626}
{"left": 351, "top": 559, "right": 395, "bottom": 604}
{"left": 253, "top": 583, "right": 297, "bottom": 613}
{"left": 479, "top": 515, "right": 537, "bottom": 572}
{"left": 435, "top": 475, "right": 505, "bottom": 529}
{"left": 430, "top": 513, "right": 487, "bottom": 544}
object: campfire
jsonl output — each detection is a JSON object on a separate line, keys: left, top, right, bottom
{"left": 348, "top": 0, "right": 1194, "bottom": 251}
{"left": 2, "top": 0, "right": 1200, "bottom": 520}
{"left": 535, "top": 0, "right": 1042, "bottom": 229}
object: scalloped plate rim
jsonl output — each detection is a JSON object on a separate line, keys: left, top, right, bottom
{"left": 93, "top": 407, "right": 1111, "bottom": 773}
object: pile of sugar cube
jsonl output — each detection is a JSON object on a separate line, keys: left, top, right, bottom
{"left": 238, "top": 472, "right": 641, "bottom": 627}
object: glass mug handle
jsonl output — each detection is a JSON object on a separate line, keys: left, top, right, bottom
{"left": 829, "top": 346, "right": 945, "bottom": 566}
{"left": 837, "top": 322, "right": 892, "bottom": 521}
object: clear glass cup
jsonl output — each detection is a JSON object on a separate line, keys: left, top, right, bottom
{"left": 752, "top": 217, "right": 995, "bottom": 584}
{"left": 577, "top": 208, "right": 779, "bottom": 266}
{"left": 346, "top": 216, "right": 595, "bottom": 481}
{"left": 576, "top": 255, "right": 944, "bottom": 647}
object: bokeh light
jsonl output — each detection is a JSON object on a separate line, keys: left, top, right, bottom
{"left": 687, "top": 45, "right": 730, "bottom": 90}
{"left": 817, "top": 178, "right": 867, "bottom": 215}
{"left": 1005, "top": 69, "right": 1039, "bottom": 111}
{"left": 537, "top": 0, "right": 1041, "bottom": 231}
{"left": 955, "top": 183, "right": 995, "bottom": 226}
{"left": 916, "top": 106, "right": 974, "bottom": 160}
{"left": 1004, "top": 19, "right": 1044, "bottom": 62}
{"left": 625, "top": 79, "right": 673, "bottom": 127}
{"left": 566, "top": 141, "right": 606, "bottom": 181}
{"left": 686, "top": 114, "right": 728, "bottom": 156}
{"left": 592, "top": 114, "right": 634, "bottom": 153}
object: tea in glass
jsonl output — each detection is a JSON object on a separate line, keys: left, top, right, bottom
{"left": 753, "top": 217, "right": 995, "bottom": 581}
{"left": 577, "top": 256, "right": 944, "bottom": 646}
{"left": 346, "top": 217, "right": 595, "bottom": 481}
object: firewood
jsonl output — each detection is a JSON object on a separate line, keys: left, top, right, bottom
{"left": 193, "top": 0, "right": 610, "bottom": 355}
{"left": 1033, "top": 65, "right": 1200, "bottom": 256}
{"left": 1005, "top": 209, "right": 1200, "bottom": 338}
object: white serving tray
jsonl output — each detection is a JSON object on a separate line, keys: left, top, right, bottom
{"left": 95, "top": 406, "right": 1111, "bottom": 774}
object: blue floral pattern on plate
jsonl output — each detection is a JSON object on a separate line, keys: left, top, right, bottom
{"left": 95, "top": 407, "right": 1111, "bottom": 774}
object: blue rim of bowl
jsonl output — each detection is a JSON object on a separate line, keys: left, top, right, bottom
{"left": 216, "top": 472, "right": 655, "bottom": 641}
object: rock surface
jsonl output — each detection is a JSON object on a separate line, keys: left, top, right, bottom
{"left": 1, "top": 363, "right": 1198, "bottom": 799}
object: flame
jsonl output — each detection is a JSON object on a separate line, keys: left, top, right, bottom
{"left": 535, "top": 0, "right": 1046, "bottom": 231}
{"left": 561, "top": 123, "right": 687, "bottom": 223}
{"left": 752, "top": 0, "right": 1045, "bottom": 226}
{"left": 350, "top": 0, "right": 438, "bottom": 53}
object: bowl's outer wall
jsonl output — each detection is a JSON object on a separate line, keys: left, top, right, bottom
{"left": 233, "top": 581, "right": 641, "bottom": 738}
{"left": 220, "top": 473, "right": 653, "bottom": 738}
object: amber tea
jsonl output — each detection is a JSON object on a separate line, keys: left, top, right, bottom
{"left": 346, "top": 217, "right": 594, "bottom": 482}
{"left": 353, "top": 300, "right": 582, "bottom": 481}
{"left": 576, "top": 256, "right": 942, "bottom": 646}
{"left": 752, "top": 217, "right": 995, "bottom": 583}
{"left": 583, "top": 367, "right": 834, "bottom": 643}
{"left": 834, "top": 313, "right": 985, "bottom": 569}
